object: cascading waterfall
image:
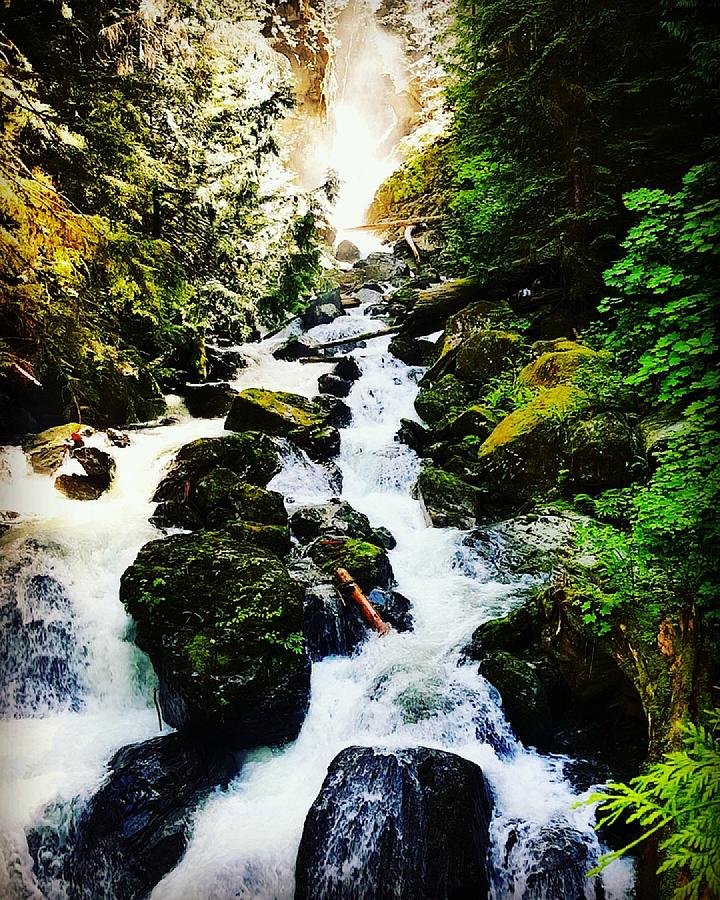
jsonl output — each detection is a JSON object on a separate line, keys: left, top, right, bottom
{"left": 1, "top": 5, "right": 637, "bottom": 899}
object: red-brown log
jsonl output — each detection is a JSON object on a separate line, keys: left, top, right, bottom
{"left": 335, "top": 568, "right": 391, "bottom": 636}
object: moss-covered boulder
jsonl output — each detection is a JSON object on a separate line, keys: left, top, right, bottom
{"left": 307, "top": 538, "right": 394, "bottom": 593}
{"left": 225, "top": 388, "right": 341, "bottom": 459}
{"left": 193, "top": 468, "right": 287, "bottom": 530}
{"left": 479, "top": 651, "right": 552, "bottom": 748}
{"left": 566, "top": 412, "right": 642, "bottom": 491}
{"left": 437, "top": 405, "right": 497, "bottom": 442}
{"left": 183, "top": 382, "right": 238, "bottom": 418}
{"left": 414, "top": 375, "right": 478, "bottom": 427}
{"left": 152, "top": 433, "right": 280, "bottom": 529}
{"left": 25, "top": 423, "right": 88, "bottom": 474}
{"left": 455, "top": 330, "right": 524, "bottom": 385}
{"left": 475, "top": 386, "right": 585, "bottom": 509}
{"left": 518, "top": 342, "right": 607, "bottom": 389}
{"left": 120, "top": 532, "right": 309, "bottom": 746}
{"left": 290, "top": 500, "right": 396, "bottom": 549}
{"left": 388, "top": 334, "right": 439, "bottom": 367}
{"left": 413, "top": 465, "right": 479, "bottom": 529}
{"left": 439, "top": 300, "right": 501, "bottom": 355}
{"left": 225, "top": 522, "right": 292, "bottom": 556}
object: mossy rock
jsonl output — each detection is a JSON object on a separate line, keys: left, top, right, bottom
{"left": 290, "top": 500, "right": 395, "bottom": 549}
{"left": 225, "top": 521, "right": 292, "bottom": 556}
{"left": 25, "top": 423, "right": 88, "bottom": 474}
{"left": 467, "top": 604, "right": 541, "bottom": 659}
{"left": 307, "top": 538, "right": 394, "bottom": 593}
{"left": 437, "top": 405, "right": 498, "bottom": 442}
{"left": 455, "top": 331, "right": 525, "bottom": 385}
{"left": 413, "top": 465, "right": 479, "bottom": 529}
{"left": 566, "top": 412, "right": 643, "bottom": 491}
{"left": 388, "top": 334, "right": 439, "bottom": 367}
{"left": 475, "top": 386, "right": 586, "bottom": 509}
{"left": 414, "top": 375, "right": 478, "bottom": 427}
{"left": 225, "top": 389, "right": 340, "bottom": 459}
{"left": 194, "top": 468, "right": 287, "bottom": 529}
{"left": 518, "top": 343, "right": 607, "bottom": 389}
{"left": 152, "top": 432, "right": 279, "bottom": 521}
{"left": 478, "top": 651, "right": 552, "bottom": 748}
{"left": 441, "top": 300, "right": 510, "bottom": 355}
{"left": 120, "top": 532, "right": 309, "bottom": 746}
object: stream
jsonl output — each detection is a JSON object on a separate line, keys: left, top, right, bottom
{"left": 0, "top": 296, "right": 636, "bottom": 898}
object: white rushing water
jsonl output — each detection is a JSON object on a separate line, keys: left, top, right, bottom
{"left": 0, "top": 299, "right": 635, "bottom": 898}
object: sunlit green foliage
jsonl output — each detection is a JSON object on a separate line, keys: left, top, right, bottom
{"left": 588, "top": 711, "right": 720, "bottom": 900}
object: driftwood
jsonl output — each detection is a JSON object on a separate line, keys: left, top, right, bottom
{"left": 336, "top": 568, "right": 391, "bottom": 636}
{"left": 311, "top": 327, "right": 398, "bottom": 351}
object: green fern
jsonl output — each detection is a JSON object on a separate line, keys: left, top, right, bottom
{"left": 586, "top": 711, "right": 720, "bottom": 899}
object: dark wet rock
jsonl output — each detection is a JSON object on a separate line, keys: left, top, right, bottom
{"left": 295, "top": 746, "right": 494, "bottom": 900}
{"left": 302, "top": 289, "right": 344, "bottom": 329}
{"left": 413, "top": 465, "right": 478, "bottom": 529}
{"left": 55, "top": 448, "right": 116, "bottom": 501}
{"left": 498, "top": 822, "right": 594, "bottom": 900}
{"left": 479, "top": 651, "right": 552, "bottom": 748}
{"left": 314, "top": 394, "right": 352, "bottom": 428}
{"left": 353, "top": 252, "right": 410, "bottom": 283}
{"left": 0, "top": 569, "right": 86, "bottom": 716}
{"left": 400, "top": 278, "right": 485, "bottom": 337}
{"left": 414, "top": 374, "right": 478, "bottom": 427}
{"left": 151, "top": 433, "right": 280, "bottom": 529}
{"left": 389, "top": 333, "right": 438, "bottom": 367}
{"left": 317, "top": 373, "right": 352, "bottom": 398}
{"left": 193, "top": 467, "right": 287, "bottom": 530}
{"left": 463, "top": 513, "right": 578, "bottom": 581}
{"left": 25, "top": 423, "right": 89, "bottom": 474}
{"left": 307, "top": 537, "right": 394, "bottom": 593}
{"left": 28, "top": 733, "right": 236, "bottom": 900}
{"left": 332, "top": 356, "right": 362, "bottom": 382}
{"left": 183, "top": 382, "right": 238, "bottom": 418}
{"left": 120, "top": 532, "right": 310, "bottom": 746}
{"left": 273, "top": 334, "right": 322, "bottom": 361}
{"left": 225, "top": 521, "right": 292, "bottom": 556}
{"left": 106, "top": 428, "right": 130, "bottom": 448}
{"left": 454, "top": 330, "right": 524, "bottom": 384}
{"left": 566, "top": 411, "right": 643, "bottom": 491}
{"left": 367, "top": 588, "right": 412, "bottom": 632}
{"left": 303, "top": 582, "right": 352, "bottom": 662}
{"left": 396, "top": 417, "right": 431, "bottom": 454}
{"left": 205, "top": 346, "right": 248, "bottom": 381}
{"left": 290, "top": 500, "right": 395, "bottom": 550}
{"left": 468, "top": 604, "right": 541, "bottom": 659}
{"left": 225, "top": 389, "right": 341, "bottom": 460}
{"left": 335, "top": 240, "right": 361, "bottom": 263}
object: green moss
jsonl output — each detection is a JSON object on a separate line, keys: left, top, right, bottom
{"left": 25, "top": 422, "right": 85, "bottom": 473}
{"left": 455, "top": 330, "right": 524, "bottom": 384}
{"left": 518, "top": 344, "right": 608, "bottom": 389}
{"left": 195, "top": 469, "right": 287, "bottom": 528}
{"left": 307, "top": 537, "right": 393, "bottom": 592}
{"left": 478, "top": 385, "right": 583, "bottom": 456}
{"left": 414, "top": 465, "right": 478, "bottom": 528}
{"left": 225, "top": 521, "right": 292, "bottom": 556}
{"left": 415, "top": 374, "right": 478, "bottom": 426}
{"left": 226, "top": 388, "right": 323, "bottom": 431}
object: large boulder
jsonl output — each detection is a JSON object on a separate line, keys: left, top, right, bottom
{"left": 272, "top": 335, "right": 322, "bottom": 361}
{"left": 193, "top": 467, "right": 287, "bottom": 530}
{"left": 307, "top": 537, "right": 394, "bottom": 593}
{"left": 29, "top": 734, "right": 236, "bottom": 900}
{"left": 352, "top": 252, "right": 410, "bottom": 283}
{"left": 389, "top": 334, "right": 439, "bottom": 367}
{"left": 120, "top": 532, "right": 310, "bottom": 746}
{"left": 302, "top": 289, "right": 344, "bottom": 329}
{"left": 151, "top": 433, "right": 280, "bottom": 529}
{"left": 454, "top": 330, "right": 524, "bottom": 384}
{"left": 183, "top": 382, "right": 238, "bottom": 418}
{"left": 317, "top": 373, "right": 352, "bottom": 398}
{"left": 518, "top": 341, "right": 607, "bottom": 389}
{"left": 566, "top": 411, "right": 642, "bottom": 490}
{"left": 295, "top": 746, "right": 494, "bottom": 900}
{"left": 478, "top": 651, "right": 552, "bottom": 748}
{"left": 55, "top": 448, "right": 116, "bottom": 501}
{"left": 25, "top": 423, "right": 88, "bottom": 474}
{"left": 205, "top": 346, "right": 247, "bottom": 381}
{"left": 413, "top": 466, "right": 478, "bottom": 529}
{"left": 401, "top": 279, "right": 488, "bottom": 337}
{"left": 414, "top": 374, "right": 478, "bottom": 427}
{"left": 332, "top": 356, "right": 362, "bottom": 383}
{"left": 225, "top": 389, "right": 341, "bottom": 459}
{"left": 290, "top": 500, "right": 395, "bottom": 550}
{"left": 475, "top": 386, "right": 584, "bottom": 510}
{"left": 335, "top": 240, "right": 360, "bottom": 263}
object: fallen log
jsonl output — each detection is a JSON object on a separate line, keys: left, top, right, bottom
{"left": 335, "top": 568, "right": 391, "bottom": 636}
{"left": 346, "top": 216, "right": 444, "bottom": 232}
{"left": 312, "top": 327, "right": 399, "bottom": 351}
